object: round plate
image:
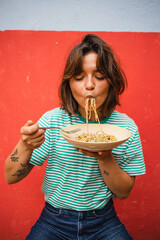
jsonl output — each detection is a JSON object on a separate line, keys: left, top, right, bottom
{"left": 60, "top": 124, "right": 131, "bottom": 152}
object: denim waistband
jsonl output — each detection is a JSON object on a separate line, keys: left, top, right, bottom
{"left": 27, "top": 198, "right": 133, "bottom": 240}
{"left": 45, "top": 198, "right": 113, "bottom": 218}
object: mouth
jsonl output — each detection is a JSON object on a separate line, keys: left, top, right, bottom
{"left": 85, "top": 96, "right": 96, "bottom": 111}
{"left": 85, "top": 96, "right": 94, "bottom": 106}
{"left": 86, "top": 95, "right": 95, "bottom": 99}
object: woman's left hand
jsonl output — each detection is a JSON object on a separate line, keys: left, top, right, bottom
{"left": 75, "top": 147, "right": 113, "bottom": 161}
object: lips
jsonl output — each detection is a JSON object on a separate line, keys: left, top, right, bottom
{"left": 86, "top": 95, "right": 95, "bottom": 98}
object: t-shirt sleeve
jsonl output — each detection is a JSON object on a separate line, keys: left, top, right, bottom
{"left": 119, "top": 128, "right": 146, "bottom": 176}
{"left": 30, "top": 115, "right": 50, "bottom": 166}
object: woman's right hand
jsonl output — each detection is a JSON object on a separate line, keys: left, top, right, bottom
{"left": 20, "top": 120, "right": 46, "bottom": 150}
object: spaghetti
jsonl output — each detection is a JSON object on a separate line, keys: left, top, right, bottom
{"left": 76, "top": 97, "right": 117, "bottom": 143}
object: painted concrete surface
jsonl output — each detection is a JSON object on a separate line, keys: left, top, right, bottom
{"left": 0, "top": 0, "right": 160, "bottom": 31}
{"left": 1, "top": 31, "right": 160, "bottom": 239}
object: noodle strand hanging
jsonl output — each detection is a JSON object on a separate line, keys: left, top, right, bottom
{"left": 76, "top": 97, "right": 117, "bottom": 143}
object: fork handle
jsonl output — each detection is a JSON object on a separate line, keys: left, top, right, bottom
{"left": 39, "top": 127, "right": 60, "bottom": 130}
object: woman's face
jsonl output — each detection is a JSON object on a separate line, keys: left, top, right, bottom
{"left": 69, "top": 52, "right": 110, "bottom": 121}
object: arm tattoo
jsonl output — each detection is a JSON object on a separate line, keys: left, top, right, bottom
{"left": 11, "top": 149, "right": 19, "bottom": 162}
{"left": 12, "top": 169, "right": 27, "bottom": 177}
{"left": 103, "top": 170, "right": 110, "bottom": 176}
{"left": 12, "top": 160, "right": 30, "bottom": 177}
{"left": 21, "top": 160, "right": 30, "bottom": 168}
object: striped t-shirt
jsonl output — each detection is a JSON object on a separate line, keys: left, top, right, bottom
{"left": 30, "top": 107, "right": 146, "bottom": 211}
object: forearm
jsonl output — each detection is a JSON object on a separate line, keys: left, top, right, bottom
{"left": 5, "top": 139, "right": 34, "bottom": 184}
{"left": 5, "top": 120, "right": 45, "bottom": 184}
{"left": 97, "top": 152, "right": 135, "bottom": 199}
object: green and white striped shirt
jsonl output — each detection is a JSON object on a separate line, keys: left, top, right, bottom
{"left": 30, "top": 107, "right": 145, "bottom": 211}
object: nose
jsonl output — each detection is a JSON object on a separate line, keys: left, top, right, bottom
{"left": 85, "top": 75, "right": 95, "bottom": 90}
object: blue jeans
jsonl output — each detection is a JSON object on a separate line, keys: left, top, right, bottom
{"left": 26, "top": 199, "right": 133, "bottom": 240}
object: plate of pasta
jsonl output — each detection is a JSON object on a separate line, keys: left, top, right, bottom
{"left": 60, "top": 124, "right": 131, "bottom": 152}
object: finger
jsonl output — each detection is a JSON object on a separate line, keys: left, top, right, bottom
{"left": 27, "top": 134, "right": 45, "bottom": 147}
{"left": 98, "top": 151, "right": 105, "bottom": 156}
{"left": 22, "top": 133, "right": 45, "bottom": 149}
{"left": 24, "top": 120, "right": 34, "bottom": 127}
{"left": 21, "top": 123, "right": 39, "bottom": 135}
{"left": 21, "top": 129, "right": 45, "bottom": 143}
{"left": 98, "top": 150, "right": 112, "bottom": 157}
{"left": 26, "top": 130, "right": 45, "bottom": 141}
{"left": 33, "top": 138, "right": 45, "bottom": 149}
{"left": 27, "top": 128, "right": 45, "bottom": 140}
{"left": 26, "top": 120, "right": 34, "bottom": 126}
{"left": 76, "top": 147, "right": 100, "bottom": 158}
{"left": 78, "top": 149, "right": 98, "bottom": 158}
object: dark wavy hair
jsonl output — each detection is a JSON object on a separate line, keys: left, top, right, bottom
{"left": 59, "top": 34, "right": 127, "bottom": 117}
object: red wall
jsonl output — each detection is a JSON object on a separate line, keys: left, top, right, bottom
{"left": 0, "top": 31, "right": 160, "bottom": 239}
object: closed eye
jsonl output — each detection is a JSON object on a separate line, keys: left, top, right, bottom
{"left": 95, "top": 76, "right": 105, "bottom": 80}
{"left": 75, "top": 76, "right": 84, "bottom": 81}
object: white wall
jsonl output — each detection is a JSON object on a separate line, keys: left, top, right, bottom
{"left": 0, "top": 0, "right": 160, "bottom": 32}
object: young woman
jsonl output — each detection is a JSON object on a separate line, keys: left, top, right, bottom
{"left": 5, "top": 34, "right": 145, "bottom": 240}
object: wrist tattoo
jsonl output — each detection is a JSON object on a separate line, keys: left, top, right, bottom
{"left": 11, "top": 149, "right": 19, "bottom": 162}
{"left": 103, "top": 170, "right": 110, "bottom": 176}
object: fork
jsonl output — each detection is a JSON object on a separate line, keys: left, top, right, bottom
{"left": 39, "top": 127, "right": 81, "bottom": 134}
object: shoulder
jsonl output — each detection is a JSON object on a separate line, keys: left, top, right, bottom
{"left": 37, "top": 107, "right": 75, "bottom": 127}
{"left": 36, "top": 108, "right": 68, "bottom": 125}
{"left": 41, "top": 107, "right": 69, "bottom": 121}
{"left": 109, "top": 110, "right": 138, "bottom": 132}
{"left": 43, "top": 107, "right": 67, "bottom": 117}
{"left": 110, "top": 110, "right": 135, "bottom": 123}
